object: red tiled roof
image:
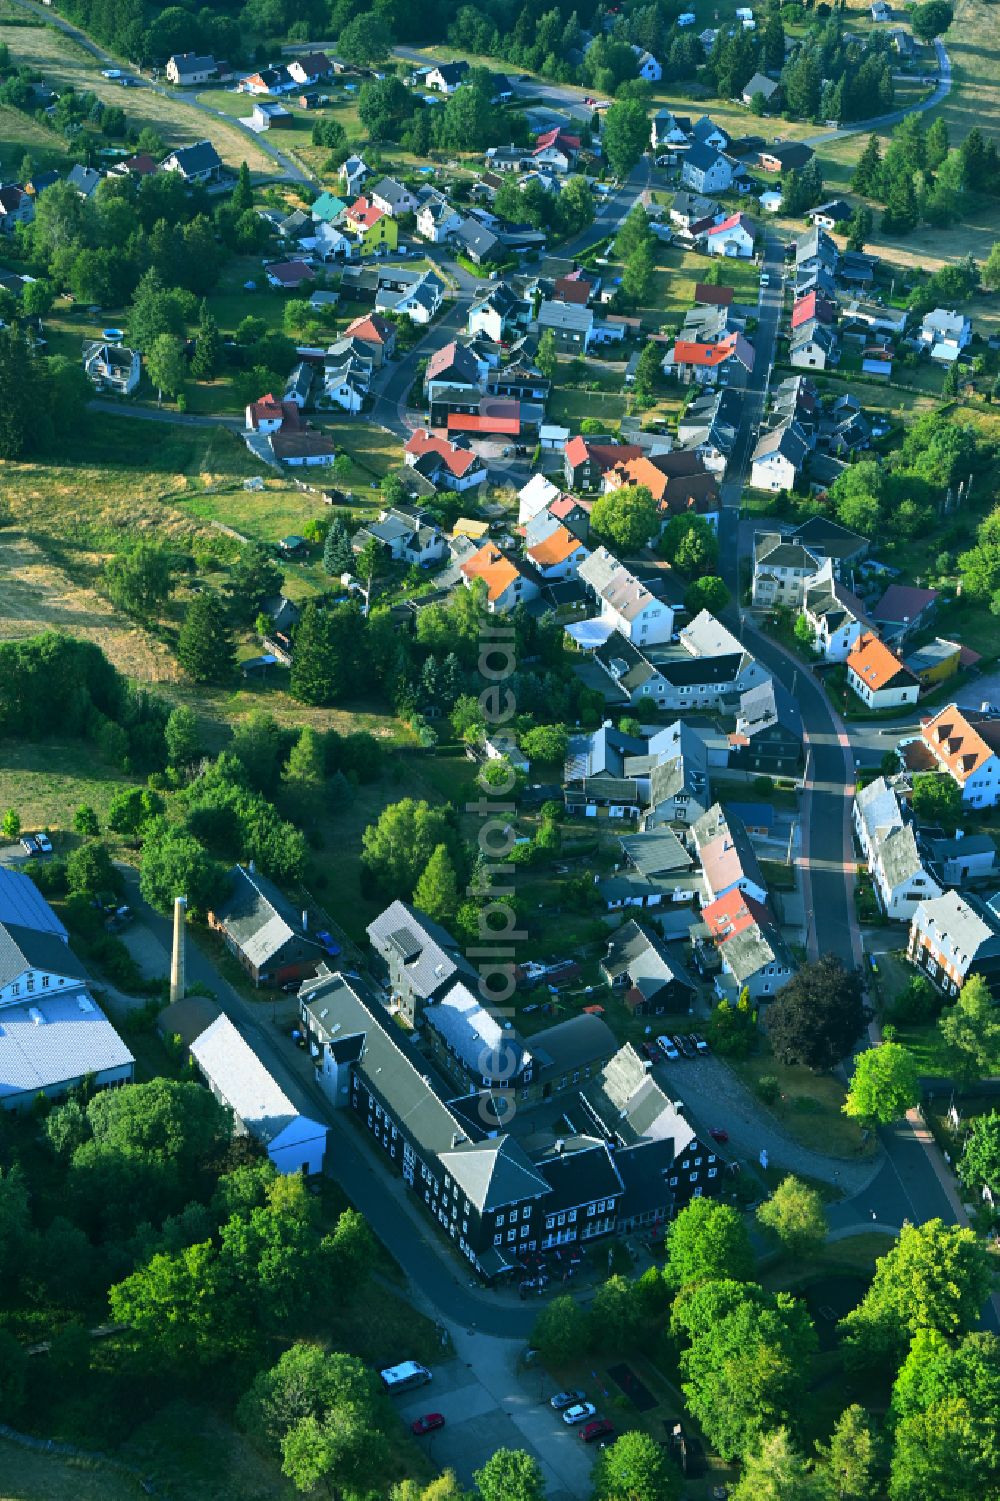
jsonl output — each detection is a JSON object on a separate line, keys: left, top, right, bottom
{"left": 248, "top": 393, "right": 283, "bottom": 426}
{"left": 921, "top": 705, "right": 1000, "bottom": 784}
{"left": 460, "top": 542, "right": 523, "bottom": 603}
{"left": 707, "top": 211, "right": 752, "bottom": 237}
{"left": 527, "top": 525, "right": 583, "bottom": 567}
{"left": 534, "top": 127, "right": 581, "bottom": 153}
{"left": 553, "top": 276, "right": 591, "bottom": 305}
{"left": 345, "top": 196, "right": 386, "bottom": 229}
{"left": 404, "top": 427, "right": 479, "bottom": 477}
{"left": 345, "top": 313, "right": 394, "bottom": 344}
{"left": 702, "top": 889, "right": 774, "bottom": 943}
{"left": 565, "top": 437, "right": 643, "bottom": 470}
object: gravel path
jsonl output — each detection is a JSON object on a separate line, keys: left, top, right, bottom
{"left": 660, "top": 1055, "right": 881, "bottom": 1195}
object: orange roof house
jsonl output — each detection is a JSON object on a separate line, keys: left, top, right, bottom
{"left": 345, "top": 313, "right": 395, "bottom": 346}
{"left": 846, "top": 631, "right": 919, "bottom": 708}
{"left": 526, "top": 524, "right": 589, "bottom": 574}
{"left": 459, "top": 542, "right": 539, "bottom": 611}
{"left": 920, "top": 705, "right": 1000, "bottom": 793}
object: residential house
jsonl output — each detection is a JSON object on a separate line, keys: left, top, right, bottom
{"left": 691, "top": 115, "right": 730, "bottom": 150}
{"left": 245, "top": 392, "right": 285, "bottom": 433}
{"left": 422, "top": 981, "right": 533, "bottom": 1094}
{"left": 339, "top": 155, "right": 369, "bottom": 197}
{"left": 319, "top": 350, "right": 369, "bottom": 413}
{"left": 265, "top": 259, "right": 316, "bottom": 289}
{"left": 664, "top": 331, "right": 754, "bottom": 386}
{"left": 591, "top": 611, "right": 767, "bottom": 711}
{"left": 847, "top": 631, "right": 920, "bottom": 710}
{"left": 425, "top": 60, "right": 469, "bottom": 93}
{"left": 283, "top": 362, "right": 312, "bottom": 408}
{"left": 759, "top": 140, "right": 815, "bottom": 173}
{"left": 801, "top": 560, "right": 871, "bottom": 662}
{"left": 366, "top": 901, "right": 477, "bottom": 1024}
{"left": 353, "top": 504, "right": 446, "bottom": 565}
{"left": 669, "top": 191, "right": 718, "bottom": 229}
{"left": 889, "top": 26, "right": 918, "bottom": 55}
{"left": 375, "top": 267, "right": 444, "bottom": 324}
{"left": 518, "top": 473, "right": 561, "bottom": 523}
{"left": 343, "top": 313, "right": 396, "bottom": 367}
{"left": 692, "top": 803, "right": 769, "bottom": 906}
{"left": 0, "top": 185, "right": 33, "bottom": 232}
{"left": 579, "top": 547, "right": 675, "bottom": 646}
{"left": 791, "top": 291, "right": 837, "bottom": 332}
{"left": 424, "top": 340, "right": 488, "bottom": 406}
{"left": 563, "top": 724, "right": 649, "bottom": 821}
{"left": 452, "top": 217, "right": 502, "bottom": 265}
{"left": 729, "top": 679, "right": 803, "bottom": 775}
{"left": 742, "top": 71, "right": 780, "bottom": 106}
{"left": 918, "top": 705, "right": 1000, "bottom": 809}
{"left": 699, "top": 888, "right": 795, "bottom": 1001}
{"left": 369, "top": 176, "right": 419, "bottom": 218}
{"left": 750, "top": 419, "right": 810, "bottom": 490}
{"left": 600, "top": 921, "right": 696, "bottom": 1015}
{"left": 82, "top": 341, "right": 140, "bottom": 396}
{"left": 287, "top": 52, "right": 334, "bottom": 86}
{"left": 537, "top": 299, "right": 594, "bottom": 353}
{"left": 631, "top": 45, "right": 662, "bottom": 80}
{"left": 924, "top": 834, "right": 999, "bottom": 887}
{"left": 871, "top": 0, "right": 892, "bottom": 18}
{"left": 207, "top": 864, "right": 325, "bottom": 987}
{"left": 809, "top": 199, "right": 853, "bottom": 231}
{"left": 790, "top": 319, "right": 838, "bottom": 370}
{"left": 417, "top": 194, "right": 463, "bottom": 243}
{"left": 854, "top": 777, "right": 941, "bottom": 921}
{"left": 166, "top": 52, "right": 217, "bottom": 85}
{"left": 603, "top": 452, "right": 720, "bottom": 528}
{"left": 404, "top": 429, "right": 487, "bottom": 490}
{"left": 160, "top": 140, "right": 223, "bottom": 184}
{"left": 682, "top": 142, "right": 734, "bottom": 195}
{"left": 66, "top": 164, "right": 102, "bottom": 198}
{"left": 564, "top": 437, "right": 645, "bottom": 491}
{"left": 240, "top": 66, "right": 295, "bottom": 94}
{"left": 676, "top": 386, "right": 741, "bottom": 476}
{"left": 0, "top": 868, "right": 134, "bottom": 1110}
{"left": 311, "top": 190, "right": 348, "bottom": 224}
{"left": 191, "top": 1014, "right": 327, "bottom": 1174}
{"left": 108, "top": 152, "right": 158, "bottom": 180}
{"left": 871, "top": 583, "right": 938, "bottom": 645}
{"left": 642, "top": 719, "right": 713, "bottom": 827}
{"left": 342, "top": 197, "right": 397, "bottom": 256}
{"left": 461, "top": 541, "right": 540, "bottom": 613}
{"left": 532, "top": 127, "right": 581, "bottom": 173}
{"left": 468, "top": 283, "right": 527, "bottom": 343}
{"left": 704, "top": 212, "right": 755, "bottom": 257}
{"left": 920, "top": 308, "right": 972, "bottom": 363}
{"left": 484, "top": 145, "right": 530, "bottom": 173}
{"left": 907, "top": 889, "right": 1000, "bottom": 998}
{"left": 526, "top": 524, "right": 590, "bottom": 580}
{"left": 751, "top": 531, "right": 824, "bottom": 609}
{"left": 651, "top": 109, "right": 691, "bottom": 148}
{"left": 793, "top": 513, "right": 868, "bottom": 568}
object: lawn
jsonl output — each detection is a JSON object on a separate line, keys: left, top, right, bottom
{"left": 0, "top": 1444, "right": 150, "bottom": 1501}
{"left": 730, "top": 1050, "right": 877, "bottom": 1158}
{"left": 0, "top": 740, "right": 140, "bottom": 838}
{"left": 0, "top": 23, "right": 275, "bottom": 174}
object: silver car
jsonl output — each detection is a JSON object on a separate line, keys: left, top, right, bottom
{"left": 562, "top": 1402, "right": 597, "bottom": 1426}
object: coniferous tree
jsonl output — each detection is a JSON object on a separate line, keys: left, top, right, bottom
{"left": 852, "top": 132, "right": 884, "bottom": 196}
{"left": 232, "top": 161, "right": 254, "bottom": 216}
{"left": 412, "top": 843, "right": 459, "bottom": 921}
{"left": 177, "top": 593, "right": 235, "bottom": 685}
{"left": 191, "top": 301, "right": 221, "bottom": 380}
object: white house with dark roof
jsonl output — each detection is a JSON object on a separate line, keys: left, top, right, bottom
{"left": 750, "top": 419, "right": 810, "bottom": 491}
{"left": 83, "top": 341, "right": 140, "bottom": 396}
{"left": 691, "top": 802, "right": 768, "bottom": 905}
{"left": 160, "top": 139, "right": 223, "bottom": 183}
{"left": 191, "top": 1013, "right": 327, "bottom": 1174}
{"left": 681, "top": 141, "right": 734, "bottom": 195}
{"left": 801, "top": 559, "right": 870, "bottom": 662}
{"left": 854, "top": 776, "right": 941, "bottom": 921}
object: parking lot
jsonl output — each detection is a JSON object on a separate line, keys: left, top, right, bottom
{"left": 394, "top": 1326, "right": 601, "bottom": 1500}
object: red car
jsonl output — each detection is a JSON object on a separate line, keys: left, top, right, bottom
{"left": 581, "top": 1418, "right": 615, "bottom": 1443}
{"left": 641, "top": 1041, "right": 661, "bottom": 1064}
{"left": 709, "top": 1127, "right": 729, "bottom": 1143}
{"left": 411, "top": 1413, "right": 445, "bottom": 1436}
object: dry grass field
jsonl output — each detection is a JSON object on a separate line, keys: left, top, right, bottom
{"left": 0, "top": 1445, "right": 146, "bottom": 1501}
{"left": 0, "top": 21, "right": 275, "bottom": 173}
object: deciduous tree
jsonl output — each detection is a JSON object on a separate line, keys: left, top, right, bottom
{"left": 938, "top": 973, "right": 1000, "bottom": 1081}
{"left": 844, "top": 1043, "right": 920, "bottom": 1126}
{"left": 591, "top": 485, "right": 658, "bottom": 553}
{"left": 757, "top": 1176, "right": 827, "bottom": 1257}
{"left": 593, "top": 1428, "right": 680, "bottom": 1501}
{"left": 474, "top": 1449, "right": 546, "bottom": 1501}
{"left": 664, "top": 1198, "right": 754, "bottom": 1290}
{"left": 768, "top": 957, "right": 867, "bottom": 1069}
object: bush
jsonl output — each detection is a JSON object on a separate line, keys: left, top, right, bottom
{"left": 756, "top": 1074, "right": 781, "bottom": 1105}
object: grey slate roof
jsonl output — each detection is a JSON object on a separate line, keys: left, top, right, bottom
{"left": 580, "top": 1042, "right": 698, "bottom": 1153}
{"left": 424, "top": 981, "right": 528, "bottom": 1077}
{"left": 212, "top": 865, "right": 315, "bottom": 971}
{"left": 880, "top": 823, "right": 924, "bottom": 890}
{"left": 536, "top": 1138, "right": 624, "bottom": 1211}
{"left": 530, "top": 1013, "right": 618, "bottom": 1076}
{"left": 438, "top": 1135, "right": 551, "bottom": 1211}
{"left": 0, "top": 923, "right": 88, "bottom": 992}
{"left": 618, "top": 829, "right": 693, "bottom": 876}
{"left": 367, "top": 900, "right": 476, "bottom": 999}
{"left": 191, "top": 1013, "right": 321, "bottom": 1146}
{"left": 538, "top": 298, "right": 594, "bottom": 333}
{"left": 602, "top": 919, "right": 695, "bottom": 1001}
{"left": 722, "top": 920, "right": 793, "bottom": 982}
{"left": 737, "top": 678, "right": 802, "bottom": 738}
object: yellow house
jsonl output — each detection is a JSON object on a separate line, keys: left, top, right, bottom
{"left": 903, "top": 637, "right": 962, "bottom": 689}
{"left": 343, "top": 196, "right": 397, "bottom": 256}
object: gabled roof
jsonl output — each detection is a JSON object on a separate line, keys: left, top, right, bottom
{"left": 425, "top": 340, "right": 482, "bottom": 386}
{"left": 752, "top": 419, "right": 809, "bottom": 469}
{"left": 191, "top": 1014, "right": 321, "bottom": 1147}
{"left": 0, "top": 922, "right": 88, "bottom": 992}
{"left": 460, "top": 541, "right": 526, "bottom": 602}
{"left": 404, "top": 427, "right": 480, "bottom": 477}
{"left": 367, "top": 900, "right": 476, "bottom": 998}
{"left": 602, "top": 919, "right": 695, "bottom": 1000}
{"left": 0, "top": 869, "right": 68, "bottom": 939}
{"left": 702, "top": 887, "right": 775, "bottom": 942}
{"left": 672, "top": 332, "right": 754, "bottom": 370}
{"left": 706, "top": 211, "right": 754, "bottom": 238}
{"left": 694, "top": 281, "right": 735, "bottom": 306}
{"left": 581, "top": 1042, "right": 698, "bottom": 1153}
{"left": 847, "top": 631, "right": 916, "bottom": 692}
{"left": 211, "top": 864, "right": 315, "bottom": 970}
{"left": 527, "top": 524, "right": 585, "bottom": 567}
{"left": 761, "top": 139, "right": 814, "bottom": 169}
{"left": 921, "top": 705, "right": 1000, "bottom": 784}
{"left": 345, "top": 313, "right": 395, "bottom": 345}
{"left": 871, "top": 583, "right": 938, "bottom": 626}
{"left": 345, "top": 196, "right": 386, "bottom": 229}
{"left": 162, "top": 139, "right": 222, "bottom": 176}
{"left": 425, "top": 980, "right": 528, "bottom": 1077}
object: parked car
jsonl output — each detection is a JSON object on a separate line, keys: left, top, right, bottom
{"left": 709, "top": 1127, "right": 729, "bottom": 1143}
{"left": 35, "top": 832, "right": 53, "bottom": 854}
{"left": 690, "top": 1034, "right": 709, "bottom": 1056}
{"left": 641, "top": 1041, "right": 661, "bottom": 1064}
{"left": 19, "top": 836, "right": 38, "bottom": 856}
{"left": 563, "top": 1402, "right": 597, "bottom": 1426}
{"left": 581, "top": 1418, "right": 615, "bottom": 1443}
{"left": 656, "top": 1035, "right": 680, "bottom": 1061}
{"left": 411, "top": 1413, "right": 445, "bottom": 1435}
{"left": 673, "top": 1034, "right": 695, "bottom": 1059}
{"left": 550, "top": 1389, "right": 586, "bottom": 1411}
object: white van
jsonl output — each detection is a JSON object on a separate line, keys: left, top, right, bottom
{"left": 380, "top": 1361, "right": 432, "bottom": 1392}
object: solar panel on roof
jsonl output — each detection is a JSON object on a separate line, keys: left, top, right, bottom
{"left": 388, "top": 927, "right": 421, "bottom": 961}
